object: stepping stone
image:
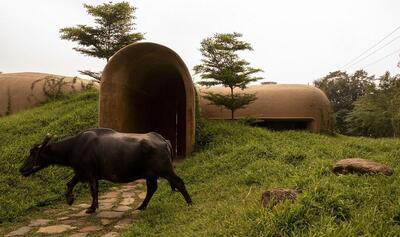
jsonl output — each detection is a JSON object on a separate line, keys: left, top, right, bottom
{"left": 76, "top": 203, "right": 90, "bottom": 209}
{"left": 333, "top": 158, "right": 394, "bottom": 176}
{"left": 102, "top": 232, "right": 119, "bottom": 237}
{"left": 70, "top": 233, "right": 88, "bottom": 237}
{"left": 122, "top": 192, "right": 135, "bottom": 198}
{"left": 99, "top": 203, "right": 114, "bottom": 210}
{"left": 114, "top": 218, "right": 132, "bottom": 229}
{"left": 114, "top": 205, "right": 132, "bottom": 212}
{"left": 138, "top": 192, "right": 146, "bottom": 199}
{"left": 100, "top": 197, "right": 117, "bottom": 203}
{"left": 261, "top": 188, "right": 298, "bottom": 208}
{"left": 61, "top": 219, "right": 78, "bottom": 225}
{"left": 28, "top": 218, "right": 51, "bottom": 227}
{"left": 100, "top": 191, "right": 119, "bottom": 199}
{"left": 37, "top": 224, "right": 76, "bottom": 234}
{"left": 57, "top": 216, "right": 70, "bottom": 221}
{"left": 5, "top": 226, "right": 31, "bottom": 236}
{"left": 120, "top": 198, "right": 135, "bottom": 206}
{"left": 101, "top": 219, "right": 115, "bottom": 225}
{"left": 57, "top": 211, "right": 70, "bottom": 216}
{"left": 72, "top": 210, "right": 90, "bottom": 217}
{"left": 79, "top": 225, "right": 103, "bottom": 232}
{"left": 97, "top": 211, "right": 125, "bottom": 219}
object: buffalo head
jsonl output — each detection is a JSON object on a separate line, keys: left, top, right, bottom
{"left": 20, "top": 134, "right": 53, "bottom": 177}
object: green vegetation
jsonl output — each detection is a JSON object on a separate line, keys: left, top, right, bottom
{"left": 1, "top": 91, "right": 400, "bottom": 236}
{"left": 0, "top": 90, "right": 99, "bottom": 223}
{"left": 194, "top": 32, "right": 263, "bottom": 119}
{"left": 125, "top": 121, "right": 400, "bottom": 236}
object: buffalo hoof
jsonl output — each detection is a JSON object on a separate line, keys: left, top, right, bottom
{"left": 85, "top": 207, "right": 96, "bottom": 214}
{"left": 66, "top": 195, "right": 74, "bottom": 206}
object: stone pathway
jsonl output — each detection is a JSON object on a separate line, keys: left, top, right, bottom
{"left": 3, "top": 180, "right": 147, "bottom": 237}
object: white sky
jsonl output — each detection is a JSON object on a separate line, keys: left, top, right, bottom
{"left": 0, "top": 0, "right": 399, "bottom": 84}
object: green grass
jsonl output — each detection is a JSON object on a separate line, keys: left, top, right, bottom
{"left": 0, "top": 90, "right": 99, "bottom": 223}
{"left": 124, "top": 121, "right": 400, "bottom": 237}
{"left": 1, "top": 91, "right": 400, "bottom": 236}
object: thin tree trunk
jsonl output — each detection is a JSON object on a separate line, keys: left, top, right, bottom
{"left": 230, "top": 87, "right": 234, "bottom": 120}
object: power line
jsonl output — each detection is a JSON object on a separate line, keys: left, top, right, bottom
{"left": 363, "top": 48, "right": 400, "bottom": 69}
{"left": 344, "top": 34, "right": 400, "bottom": 69}
{"left": 341, "top": 25, "right": 400, "bottom": 69}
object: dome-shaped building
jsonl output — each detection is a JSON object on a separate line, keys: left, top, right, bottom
{"left": 199, "top": 84, "right": 332, "bottom": 133}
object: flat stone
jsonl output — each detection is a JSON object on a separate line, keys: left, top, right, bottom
{"left": 69, "top": 207, "right": 79, "bottom": 211}
{"left": 101, "top": 219, "right": 115, "bottom": 225}
{"left": 71, "top": 210, "right": 90, "bottom": 217}
{"left": 57, "top": 211, "right": 70, "bottom": 216}
{"left": 121, "top": 192, "right": 134, "bottom": 198}
{"left": 114, "top": 205, "right": 132, "bottom": 212}
{"left": 114, "top": 218, "right": 132, "bottom": 229}
{"left": 61, "top": 219, "right": 78, "bottom": 225}
{"left": 5, "top": 226, "right": 32, "bottom": 236}
{"left": 138, "top": 192, "right": 146, "bottom": 199}
{"left": 79, "top": 225, "right": 103, "bottom": 232}
{"left": 120, "top": 198, "right": 135, "bottom": 206}
{"left": 57, "top": 216, "right": 70, "bottom": 221}
{"left": 100, "top": 191, "right": 119, "bottom": 199}
{"left": 28, "top": 218, "right": 51, "bottom": 227}
{"left": 99, "top": 203, "right": 114, "bottom": 210}
{"left": 76, "top": 203, "right": 90, "bottom": 208}
{"left": 102, "top": 232, "right": 119, "bottom": 237}
{"left": 69, "top": 233, "right": 88, "bottom": 237}
{"left": 100, "top": 197, "right": 117, "bottom": 203}
{"left": 97, "top": 211, "right": 125, "bottom": 219}
{"left": 261, "top": 188, "right": 298, "bottom": 208}
{"left": 333, "top": 158, "right": 394, "bottom": 176}
{"left": 37, "top": 224, "right": 76, "bottom": 234}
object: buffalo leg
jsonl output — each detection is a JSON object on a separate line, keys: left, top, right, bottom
{"left": 137, "top": 177, "right": 158, "bottom": 210}
{"left": 65, "top": 174, "right": 79, "bottom": 205}
{"left": 86, "top": 179, "right": 99, "bottom": 213}
{"left": 166, "top": 174, "right": 192, "bottom": 205}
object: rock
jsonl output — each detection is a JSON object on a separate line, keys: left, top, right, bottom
{"left": 28, "top": 218, "right": 51, "bottom": 227}
{"left": 76, "top": 203, "right": 90, "bottom": 209}
{"left": 120, "top": 197, "right": 135, "bottom": 206}
{"left": 37, "top": 224, "right": 76, "bottom": 234}
{"left": 138, "top": 192, "right": 146, "bottom": 199}
{"left": 69, "top": 233, "right": 88, "bottom": 237}
{"left": 100, "top": 197, "right": 118, "bottom": 203}
{"left": 79, "top": 225, "right": 103, "bottom": 232}
{"left": 5, "top": 226, "right": 32, "bottom": 236}
{"left": 61, "top": 219, "right": 78, "bottom": 225}
{"left": 72, "top": 210, "right": 90, "bottom": 217}
{"left": 101, "top": 219, "right": 115, "bottom": 225}
{"left": 57, "top": 216, "right": 70, "bottom": 221}
{"left": 122, "top": 192, "right": 134, "bottom": 198}
{"left": 102, "top": 232, "right": 119, "bottom": 237}
{"left": 114, "top": 205, "right": 132, "bottom": 212}
{"left": 333, "top": 158, "right": 394, "bottom": 176}
{"left": 100, "top": 191, "right": 119, "bottom": 199}
{"left": 99, "top": 203, "right": 114, "bottom": 210}
{"left": 114, "top": 218, "right": 132, "bottom": 229}
{"left": 97, "top": 211, "right": 125, "bottom": 219}
{"left": 261, "top": 188, "right": 298, "bottom": 207}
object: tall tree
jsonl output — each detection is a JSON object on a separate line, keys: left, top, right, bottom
{"left": 314, "top": 70, "right": 375, "bottom": 133}
{"left": 194, "top": 32, "right": 263, "bottom": 119}
{"left": 60, "top": 1, "right": 144, "bottom": 80}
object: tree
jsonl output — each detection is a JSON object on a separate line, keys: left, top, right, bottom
{"left": 314, "top": 70, "right": 375, "bottom": 133}
{"left": 194, "top": 32, "right": 263, "bottom": 119}
{"left": 60, "top": 1, "right": 144, "bottom": 80}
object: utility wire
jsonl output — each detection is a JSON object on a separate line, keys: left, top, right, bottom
{"left": 363, "top": 48, "right": 400, "bottom": 69}
{"left": 341, "top": 25, "right": 400, "bottom": 69}
{"left": 344, "top": 34, "right": 400, "bottom": 69}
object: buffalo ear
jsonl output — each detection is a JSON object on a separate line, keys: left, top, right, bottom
{"left": 40, "top": 133, "right": 53, "bottom": 148}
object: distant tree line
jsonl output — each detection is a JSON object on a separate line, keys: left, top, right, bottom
{"left": 314, "top": 70, "right": 400, "bottom": 137}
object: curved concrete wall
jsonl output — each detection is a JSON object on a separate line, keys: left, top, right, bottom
{"left": 100, "top": 42, "right": 195, "bottom": 157}
{"left": 0, "top": 72, "right": 92, "bottom": 116}
{"left": 199, "top": 84, "right": 332, "bottom": 132}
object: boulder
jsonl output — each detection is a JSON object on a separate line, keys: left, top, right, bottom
{"left": 261, "top": 188, "right": 298, "bottom": 208}
{"left": 333, "top": 158, "right": 393, "bottom": 176}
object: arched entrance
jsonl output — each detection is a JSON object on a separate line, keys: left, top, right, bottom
{"left": 100, "top": 42, "right": 195, "bottom": 157}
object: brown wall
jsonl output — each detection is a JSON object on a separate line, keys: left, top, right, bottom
{"left": 198, "top": 84, "right": 332, "bottom": 132}
{"left": 99, "top": 42, "right": 195, "bottom": 157}
{"left": 0, "top": 72, "right": 92, "bottom": 116}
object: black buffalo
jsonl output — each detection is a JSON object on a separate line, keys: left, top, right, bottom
{"left": 19, "top": 128, "right": 192, "bottom": 213}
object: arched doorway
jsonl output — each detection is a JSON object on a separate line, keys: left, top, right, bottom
{"left": 100, "top": 42, "right": 195, "bottom": 157}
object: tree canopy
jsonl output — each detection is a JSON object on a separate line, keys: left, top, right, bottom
{"left": 194, "top": 32, "right": 262, "bottom": 119}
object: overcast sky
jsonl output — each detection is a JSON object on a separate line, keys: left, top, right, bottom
{"left": 0, "top": 0, "right": 399, "bottom": 84}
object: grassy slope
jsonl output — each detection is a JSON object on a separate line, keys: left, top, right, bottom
{"left": 125, "top": 121, "right": 400, "bottom": 237}
{"left": 0, "top": 90, "right": 99, "bottom": 223}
